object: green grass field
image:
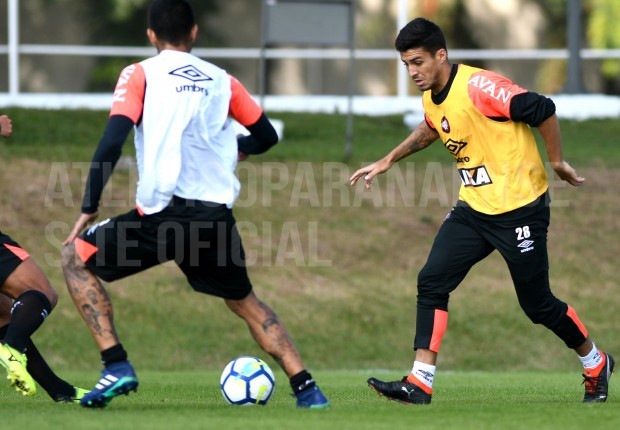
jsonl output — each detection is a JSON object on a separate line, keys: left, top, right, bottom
{"left": 0, "top": 370, "right": 618, "bottom": 430}
{"left": 0, "top": 109, "right": 619, "bottom": 427}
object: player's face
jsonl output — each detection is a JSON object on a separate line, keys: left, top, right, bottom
{"left": 400, "top": 48, "right": 447, "bottom": 94}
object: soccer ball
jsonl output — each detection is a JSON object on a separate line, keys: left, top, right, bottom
{"left": 220, "top": 356, "right": 275, "bottom": 406}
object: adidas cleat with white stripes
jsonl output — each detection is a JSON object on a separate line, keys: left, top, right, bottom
{"left": 81, "top": 360, "right": 139, "bottom": 408}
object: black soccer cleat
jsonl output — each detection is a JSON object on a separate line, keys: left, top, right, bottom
{"left": 583, "top": 352, "right": 615, "bottom": 403}
{"left": 367, "top": 376, "right": 432, "bottom": 405}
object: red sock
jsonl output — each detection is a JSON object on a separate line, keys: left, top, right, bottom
{"left": 585, "top": 352, "right": 606, "bottom": 377}
{"left": 406, "top": 374, "right": 433, "bottom": 394}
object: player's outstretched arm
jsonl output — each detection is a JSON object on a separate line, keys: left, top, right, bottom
{"left": 349, "top": 158, "right": 393, "bottom": 190}
{"left": 350, "top": 120, "right": 438, "bottom": 189}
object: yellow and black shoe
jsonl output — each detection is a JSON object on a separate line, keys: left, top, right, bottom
{"left": 52, "top": 386, "right": 91, "bottom": 404}
{"left": 0, "top": 342, "right": 36, "bottom": 396}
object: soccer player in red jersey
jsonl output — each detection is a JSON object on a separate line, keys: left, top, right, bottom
{"left": 350, "top": 18, "right": 613, "bottom": 404}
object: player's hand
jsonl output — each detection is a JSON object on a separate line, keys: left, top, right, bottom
{"left": 236, "top": 133, "right": 249, "bottom": 161}
{"left": 349, "top": 158, "right": 393, "bottom": 189}
{"left": 550, "top": 161, "right": 585, "bottom": 186}
{"left": 63, "top": 212, "right": 99, "bottom": 246}
{"left": 0, "top": 115, "right": 13, "bottom": 138}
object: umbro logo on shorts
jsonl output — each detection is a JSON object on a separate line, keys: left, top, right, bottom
{"left": 517, "top": 240, "right": 534, "bottom": 253}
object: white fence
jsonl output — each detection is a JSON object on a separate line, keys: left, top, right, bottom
{"left": 2, "top": 0, "right": 620, "bottom": 117}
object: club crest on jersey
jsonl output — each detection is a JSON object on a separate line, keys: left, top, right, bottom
{"left": 169, "top": 65, "right": 213, "bottom": 82}
{"left": 441, "top": 116, "right": 450, "bottom": 133}
{"left": 458, "top": 165, "right": 493, "bottom": 187}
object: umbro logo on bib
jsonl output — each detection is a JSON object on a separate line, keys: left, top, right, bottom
{"left": 169, "top": 65, "right": 213, "bottom": 82}
{"left": 444, "top": 138, "right": 467, "bottom": 156}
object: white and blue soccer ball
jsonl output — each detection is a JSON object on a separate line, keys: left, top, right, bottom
{"left": 220, "top": 356, "right": 275, "bottom": 406}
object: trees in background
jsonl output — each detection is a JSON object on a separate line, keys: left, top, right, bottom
{"left": 587, "top": 0, "right": 620, "bottom": 93}
{"left": 4, "top": 0, "right": 620, "bottom": 95}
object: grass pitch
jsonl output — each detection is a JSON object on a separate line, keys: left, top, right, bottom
{"left": 1, "top": 110, "right": 619, "bottom": 428}
{"left": 0, "top": 370, "right": 618, "bottom": 430}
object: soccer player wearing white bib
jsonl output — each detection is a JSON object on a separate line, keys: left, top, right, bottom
{"left": 61, "top": 0, "right": 329, "bottom": 409}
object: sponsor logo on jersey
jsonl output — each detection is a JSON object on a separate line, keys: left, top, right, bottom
{"left": 169, "top": 65, "right": 213, "bottom": 82}
{"left": 170, "top": 65, "right": 212, "bottom": 95}
{"left": 458, "top": 165, "right": 492, "bottom": 187}
{"left": 175, "top": 84, "right": 209, "bottom": 95}
{"left": 441, "top": 115, "right": 450, "bottom": 133}
{"left": 444, "top": 138, "right": 467, "bottom": 156}
{"left": 517, "top": 239, "right": 534, "bottom": 253}
{"left": 468, "top": 74, "right": 513, "bottom": 103}
{"left": 112, "top": 64, "right": 137, "bottom": 103}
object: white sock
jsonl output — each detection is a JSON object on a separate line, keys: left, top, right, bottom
{"left": 579, "top": 343, "right": 603, "bottom": 369}
{"left": 410, "top": 361, "right": 436, "bottom": 390}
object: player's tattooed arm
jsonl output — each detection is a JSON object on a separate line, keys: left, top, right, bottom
{"left": 350, "top": 120, "right": 439, "bottom": 189}
{"left": 397, "top": 120, "right": 440, "bottom": 158}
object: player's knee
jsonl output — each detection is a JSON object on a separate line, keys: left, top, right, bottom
{"left": 224, "top": 291, "right": 255, "bottom": 316}
{"left": 417, "top": 260, "right": 453, "bottom": 286}
{"left": 18, "top": 259, "right": 58, "bottom": 309}
{"left": 29, "top": 272, "right": 58, "bottom": 309}
{"left": 0, "top": 294, "right": 13, "bottom": 323}
{"left": 225, "top": 292, "right": 277, "bottom": 325}
{"left": 520, "top": 300, "right": 563, "bottom": 327}
{"left": 417, "top": 266, "right": 451, "bottom": 306}
{"left": 40, "top": 287, "right": 58, "bottom": 309}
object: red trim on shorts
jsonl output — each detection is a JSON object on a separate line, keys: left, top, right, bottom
{"left": 429, "top": 309, "right": 448, "bottom": 353}
{"left": 567, "top": 305, "right": 588, "bottom": 338}
{"left": 4, "top": 243, "right": 29, "bottom": 261}
{"left": 136, "top": 205, "right": 144, "bottom": 216}
{"left": 75, "top": 237, "right": 98, "bottom": 263}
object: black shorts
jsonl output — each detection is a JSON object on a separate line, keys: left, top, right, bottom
{"left": 75, "top": 197, "right": 252, "bottom": 300}
{"left": 417, "top": 191, "right": 552, "bottom": 309}
{"left": 415, "top": 191, "right": 583, "bottom": 350}
{"left": 0, "top": 231, "right": 29, "bottom": 286}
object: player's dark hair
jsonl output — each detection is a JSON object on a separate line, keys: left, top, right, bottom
{"left": 148, "top": 0, "right": 195, "bottom": 46}
{"left": 395, "top": 17, "right": 446, "bottom": 54}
